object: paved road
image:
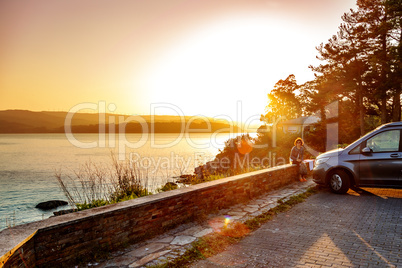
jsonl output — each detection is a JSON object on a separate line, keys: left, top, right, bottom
{"left": 192, "top": 188, "right": 402, "bottom": 268}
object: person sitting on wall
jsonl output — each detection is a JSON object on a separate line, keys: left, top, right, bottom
{"left": 290, "top": 137, "right": 307, "bottom": 182}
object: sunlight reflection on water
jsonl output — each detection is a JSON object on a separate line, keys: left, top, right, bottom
{"left": 0, "top": 133, "right": 248, "bottom": 230}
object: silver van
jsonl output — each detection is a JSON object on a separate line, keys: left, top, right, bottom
{"left": 313, "top": 122, "right": 402, "bottom": 193}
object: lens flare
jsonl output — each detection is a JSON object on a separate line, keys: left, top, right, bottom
{"left": 224, "top": 215, "right": 231, "bottom": 227}
{"left": 237, "top": 139, "right": 253, "bottom": 155}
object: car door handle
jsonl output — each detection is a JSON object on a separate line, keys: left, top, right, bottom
{"left": 390, "top": 153, "right": 400, "bottom": 158}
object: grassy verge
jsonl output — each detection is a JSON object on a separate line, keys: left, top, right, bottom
{"left": 150, "top": 186, "right": 319, "bottom": 268}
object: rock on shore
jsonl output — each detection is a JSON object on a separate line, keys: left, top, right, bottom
{"left": 35, "top": 200, "right": 68, "bottom": 210}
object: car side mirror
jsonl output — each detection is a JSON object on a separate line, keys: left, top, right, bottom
{"left": 361, "top": 147, "right": 372, "bottom": 154}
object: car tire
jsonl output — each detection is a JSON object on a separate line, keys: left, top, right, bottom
{"left": 328, "top": 170, "right": 350, "bottom": 194}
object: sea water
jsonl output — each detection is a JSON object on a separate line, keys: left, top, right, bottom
{"left": 0, "top": 133, "right": 236, "bottom": 231}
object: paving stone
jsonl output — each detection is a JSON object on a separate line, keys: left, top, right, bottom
{"left": 257, "top": 203, "right": 270, "bottom": 208}
{"left": 207, "top": 216, "right": 228, "bottom": 232}
{"left": 250, "top": 210, "right": 265, "bottom": 217}
{"left": 131, "top": 243, "right": 167, "bottom": 258}
{"left": 219, "top": 209, "right": 230, "bottom": 214}
{"left": 151, "top": 236, "right": 175, "bottom": 244}
{"left": 230, "top": 204, "right": 243, "bottom": 210}
{"left": 170, "top": 235, "right": 196, "bottom": 246}
{"left": 227, "top": 211, "right": 247, "bottom": 216}
{"left": 269, "top": 195, "right": 287, "bottom": 198}
{"left": 194, "top": 228, "right": 214, "bottom": 237}
{"left": 98, "top": 253, "right": 137, "bottom": 267}
{"left": 177, "top": 225, "right": 204, "bottom": 236}
{"left": 244, "top": 207, "right": 259, "bottom": 213}
{"left": 253, "top": 199, "right": 267, "bottom": 203}
{"left": 128, "top": 250, "right": 171, "bottom": 267}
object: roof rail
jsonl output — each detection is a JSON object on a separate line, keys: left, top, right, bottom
{"left": 380, "top": 121, "right": 402, "bottom": 128}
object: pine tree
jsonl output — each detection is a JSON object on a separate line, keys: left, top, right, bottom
{"left": 311, "top": 0, "right": 401, "bottom": 131}
{"left": 264, "top": 74, "right": 301, "bottom": 122}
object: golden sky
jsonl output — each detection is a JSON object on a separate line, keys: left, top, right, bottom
{"left": 0, "top": 0, "right": 356, "bottom": 124}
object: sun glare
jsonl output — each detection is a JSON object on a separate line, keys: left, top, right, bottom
{"left": 142, "top": 15, "right": 313, "bottom": 120}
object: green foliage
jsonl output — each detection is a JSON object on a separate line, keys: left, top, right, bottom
{"left": 265, "top": 74, "right": 303, "bottom": 120}
{"left": 302, "top": 122, "right": 327, "bottom": 154}
{"left": 253, "top": 129, "right": 301, "bottom": 162}
{"left": 75, "top": 189, "right": 149, "bottom": 211}
{"left": 190, "top": 130, "right": 306, "bottom": 185}
{"left": 76, "top": 200, "right": 109, "bottom": 210}
{"left": 202, "top": 174, "right": 225, "bottom": 181}
{"left": 271, "top": 131, "right": 301, "bottom": 160}
{"left": 157, "top": 182, "right": 179, "bottom": 192}
{"left": 309, "top": 0, "right": 401, "bottom": 126}
{"left": 262, "top": 0, "right": 401, "bottom": 146}
{"left": 213, "top": 134, "right": 254, "bottom": 175}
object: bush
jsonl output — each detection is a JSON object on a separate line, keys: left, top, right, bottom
{"left": 157, "top": 182, "right": 179, "bottom": 192}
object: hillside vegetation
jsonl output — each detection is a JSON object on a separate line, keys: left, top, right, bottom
{"left": 0, "top": 110, "right": 242, "bottom": 133}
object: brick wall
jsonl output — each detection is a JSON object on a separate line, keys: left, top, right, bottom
{"left": 0, "top": 231, "right": 36, "bottom": 268}
{"left": 0, "top": 164, "right": 298, "bottom": 268}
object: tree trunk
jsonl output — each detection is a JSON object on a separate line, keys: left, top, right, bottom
{"left": 396, "top": 26, "right": 402, "bottom": 122}
{"left": 357, "top": 81, "right": 365, "bottom": 135}
{"left": 356, "top": 62, "right": 365, "bottom": 135}
{"left": 380, "top": 10, "right": 389, "bottom": 124}
{"left": 392, "top": 87, "right": 401, "bottom": 122}
{"left": 381, "top": 98, "right": 387, "bottom": 124}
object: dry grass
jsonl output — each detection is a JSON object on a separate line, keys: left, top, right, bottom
{"left": 55, "top": 153, "right": 151, "bottom": 210}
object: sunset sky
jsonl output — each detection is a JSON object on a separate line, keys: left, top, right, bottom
{"left": 0, "top": 0, "right": 356, "bottom": 125}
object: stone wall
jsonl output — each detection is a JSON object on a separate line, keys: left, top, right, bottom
{"left": 0, "top": 231, "right": 36, "bottom": 268}
{"left": 0, "top": 164, "right": 298, "bottom": 268}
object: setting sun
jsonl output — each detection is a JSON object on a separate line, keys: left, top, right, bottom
{"left": 142, "top": 15, "right": 319, "bottom": 121}
{"left": 1, "top": 0, "right": 356, "bottom": 121}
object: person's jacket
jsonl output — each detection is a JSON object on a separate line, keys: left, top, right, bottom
{"left": 290, "top": 146, "right": 304, "bottom": 163}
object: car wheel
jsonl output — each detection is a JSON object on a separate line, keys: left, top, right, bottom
{"left": 328, "top": 170, "right": 350, "bottom": 194}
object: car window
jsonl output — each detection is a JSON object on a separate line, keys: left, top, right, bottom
{"left": 366, "top": 130, "right": 400, "bottom": 152}
{"left": 349, "top": 144, "right": 361, "bottom": 154}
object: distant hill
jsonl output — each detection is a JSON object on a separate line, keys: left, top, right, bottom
{"left": 0, "top": 110, "right": 243, "bottom": 133}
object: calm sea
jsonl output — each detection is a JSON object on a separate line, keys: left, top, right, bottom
{"left": 0, "top": 133, "right": 239, "bottom": 231}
